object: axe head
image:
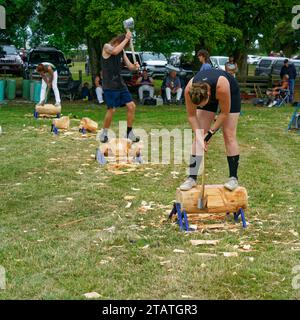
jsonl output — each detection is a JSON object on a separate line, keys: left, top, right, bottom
{"left": 123, "top": 17, "right": 134, "bottom": 30}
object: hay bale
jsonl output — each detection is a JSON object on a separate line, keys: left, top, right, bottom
{"left": 79, "top": 117, "right": 98, "bottom": 132}
{"left": 35, "top": 104, "right": 61, "bottom": 115}
{"left": 53, "top": 116, "right": 70, "bottom": 130}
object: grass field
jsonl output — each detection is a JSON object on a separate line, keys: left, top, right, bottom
{"left": 0, "top": 101, "right": 300, "bottom": 299}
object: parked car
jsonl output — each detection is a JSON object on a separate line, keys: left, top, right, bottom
{"left": 23, "top": 47, "right": 73, "bottom": 93}
{"left": 247, "top": 55, "right": 261, "bottom": 65}
{"left": 271, "top": 58, "right": 300, "bottom": 77}
{"left": 210, "top": 56, "right": 228, "bottom": 70}
{"left": 255, "top": 57, "right": 286, "bottom": 76}
{"left": 139, "top": 52, "right": 168, "bottom": 78}
{"left": 0, "top": 44, "right": 24, "bottom": 76}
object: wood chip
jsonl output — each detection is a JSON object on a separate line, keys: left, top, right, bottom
{"left": 173, "top": 249, "right": 185, "bottom": 253}
{"left": 196, "top": 253, "right": 218, "bottom": 258}
{"left": 83, "top": 292, "right": 101, "bottom": 299}
{"left": 125, "top": 202, "right": 132, "bottom": 209}
{"left": 223, "top": 252, "right": 238, "bottom": 257}
{"left": 190, "top": 240, "right": 219, "bottom": 246}
{"left": 160, "top": 260, "right": 171, "bottom": 265}
{"left": 124, "top": 196, "right": 135, "bottom": 200}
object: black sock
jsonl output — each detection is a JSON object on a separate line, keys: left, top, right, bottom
{"left": 127, "top": 127, "right": 132, "bottom": 136}
{"left": 188, "top": 154, "right": 202, "bottom": 181}
{"left": 227, "top": 155, "right": 240, "bottom": 179}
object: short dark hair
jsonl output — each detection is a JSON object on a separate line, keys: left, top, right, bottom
{"left": 197, "top": 49, "right": 210, "bottom": 62}
{"left": 284, "top": 59, "right": 289, "bottom": 64}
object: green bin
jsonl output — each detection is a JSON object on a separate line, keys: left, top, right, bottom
{"left": 6, "top": 79, "right": 16, "bottom": 100}
{"left": 22, "top": 79, "right": 30, "bottom": 100}
{"left": 0, "top": 80, "right": 4, "bottom": 101}
{"left": 34, "top": 81, "right": 42, "bottom": 103}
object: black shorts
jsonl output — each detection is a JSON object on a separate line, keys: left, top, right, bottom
{"left": 197, "top": 90, "right": 241, "bottom": 113}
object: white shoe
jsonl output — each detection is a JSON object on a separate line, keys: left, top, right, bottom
{"left": 224, "top": 177, "right": 239, "bottom": 191}
{"left": 180, "top": 177, "right": 197, "bottom": 191}
{"left": 55, "top": 103, "right": 61, "bottom": 108}
{"left": 126, "top": 130, "right": 140, "bottom": 143}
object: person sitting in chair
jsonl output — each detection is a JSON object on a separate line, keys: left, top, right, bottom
{"left": 136, "top": 69, "right": 154, "bottom": 103}
{"left": 266, "top": 74, "right": 289, "bottom": 107}
{"left": 165, "top": 70, "right": 183, "bottom": 105}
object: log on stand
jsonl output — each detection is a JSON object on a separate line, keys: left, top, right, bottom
{"left": 35, "top": 104, "right": 61, "bottom": 116}
{"left": 176, "top": 185, "right": 248, "bottom": 214}
{"left": 174, "top": 185, "right": 248, "bottom": 230}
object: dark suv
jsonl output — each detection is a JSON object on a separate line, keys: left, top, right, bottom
{"left": 23, "top": 47, "right": 73, "bottom": 92}
{"left": 0, "top": 44, "right": 24, "bottom": 76}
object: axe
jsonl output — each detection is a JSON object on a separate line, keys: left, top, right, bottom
{"left": 123, "top": 17, "right": 136, "bottom": 64}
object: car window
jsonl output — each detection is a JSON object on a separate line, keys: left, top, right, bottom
{"left": 219, "top": 58, "right": 229, "bottom": 65}
{"left": 273, "top": 61, "right": 284, "bottom": 69}
{"left": 0, "top": 45, "right": 18, "bottom": 55}
{"left": 141, "top": 53, "right": 167, "bottom": 62}
{"left": 259, "top": 59, "right": 272, "bottom": 67}
{"left": 29, "top": 51, "right": 66, "bottom": 65}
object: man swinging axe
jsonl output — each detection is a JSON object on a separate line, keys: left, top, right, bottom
{"left": 99, "top": 17, "right": 140, "bottom": 143}
{"left": 36, "top": 62, "right": 61, "bottom": 107}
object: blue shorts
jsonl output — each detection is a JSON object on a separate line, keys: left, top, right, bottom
{"left": 103, "top": 88, "right": 133, "bottom": 109}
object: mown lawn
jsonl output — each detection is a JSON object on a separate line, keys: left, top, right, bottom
{"left": 0, "top": 101, "right": 299, "bottom": 300}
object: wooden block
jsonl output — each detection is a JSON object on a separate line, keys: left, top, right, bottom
{"left": 35, "top": 104, "right": 61, "bottom": 115}
{"left": 79, "top": 117, "right": 98, "bottom": 132}
{"left": 53, "top": 116, "right": 70, "bottom": 130}
{"left": 176, "top": 184, "right": 248, "bottom": 214}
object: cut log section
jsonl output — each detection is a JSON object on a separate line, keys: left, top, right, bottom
{"left": 35, "top": 104, "right": 61, "bottom": 115}
{"left": 99, "top": 138, "right": 142, "bottom": 162}
{"left": 79, "top": 117, "right": 98, "bottom": 132}
{"left": 176, "top": 184, "right": 248, "bottom": 214}
{"left": 52, "top": 116, "right": 70, "bottom": 130}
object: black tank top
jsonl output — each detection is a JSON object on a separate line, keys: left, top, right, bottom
{"left": 193, "top": 69, "right": 239, "bottom": 109}
{"left": 101, "top": 51, "right": 126, "bottom": 90}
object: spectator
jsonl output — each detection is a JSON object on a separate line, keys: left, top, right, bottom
{"left": 280, "top": 59, "right": 297, "bottom": 103}
{"left": 197, "top": 49, "right": 212, "bottom": 72}
{"left": 266, "top": 74, "right": 289, "bottom": 107}
{"left": 136, "top": 69, "right": 154, "bottom": 103}
{"left": 279, "top": 50, "right": 284, "bottom": 57}
{"left": 81, "top": 82, "right": 91, "bottom": 101}
{"left": 94, "top": 72, "right": 104, "bottom": 104}
{"left": 165, "top": 70, "right": 183, "bottom": 105}
{"left": 225, "top": 56, "right": 238, "bottom": 77}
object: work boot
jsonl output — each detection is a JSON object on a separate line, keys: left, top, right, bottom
{"left": 180, "top": 177, "right": 197, "bottom": 191}
{"left": 224, "top": 177, "right": 238, "bottom": 191}
{"left": 126, "top": 130, "right": 140, "bottom": 143}
{"left": 99, "top": 129, "right": 108, "bottom": 143}
{"left": 55, "top": 102, "right": 61, "bottom": 108}
{"left": 36, "top": 100, "right": 45, "bottom": 107}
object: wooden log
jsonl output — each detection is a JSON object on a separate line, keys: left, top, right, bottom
{"left": 79, "top": 117, "right": 98, "bottom": 132}
{"left": 35, "top": 104, "right": 61, "bottom": 115}
{"left": 52, "top": 116, "right": 70, "bottom": 130}
{"left": 176, "top": 184, "right": 248, "bottom": 214}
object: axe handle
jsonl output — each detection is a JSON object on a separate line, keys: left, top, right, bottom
{"left": 200, "top": 152, "right": 205, "bottom": 203}
{"left": 126, "top": 28, "right": 136, "bottom": 64}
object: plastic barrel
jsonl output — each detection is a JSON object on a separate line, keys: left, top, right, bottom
{"left": 33, "top": 81, "right": 42, "bottom": 103}
{"left": 6, "top": 79, "right": 16, "bottom": 100}
{"left": 0, "top": 80, "right": 4, "bottom": 102}
{"left": 22, "top": 79, "right": 30, "bottom": 100}
{"left": 30, "top": 81, "right": 35, "bottom": 102}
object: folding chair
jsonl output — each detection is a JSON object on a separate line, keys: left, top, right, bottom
{"left": 276, "top": 89, "right": 290, "bottom": 107}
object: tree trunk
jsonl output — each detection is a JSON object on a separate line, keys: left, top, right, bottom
{"left": 86, "top": 35, "right": 102, "bottom": 82}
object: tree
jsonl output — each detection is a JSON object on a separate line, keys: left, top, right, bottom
{"left": 0, "top": 0, "right": 37, "bottom": 45}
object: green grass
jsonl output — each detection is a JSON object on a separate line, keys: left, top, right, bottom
{"left": 0, "top": 101, "right": 299, "bottom": 299}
